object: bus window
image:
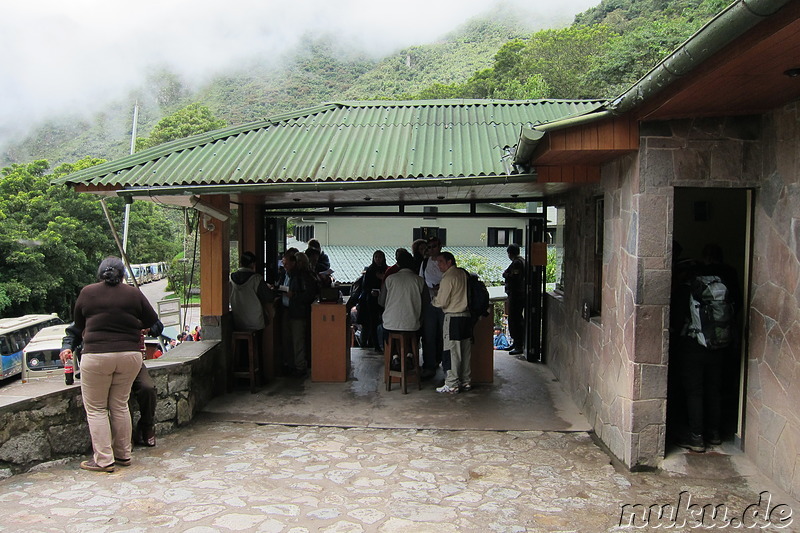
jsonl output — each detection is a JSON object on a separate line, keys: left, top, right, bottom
{"left": 11, "top": 333, "right": 22, "bottom": 352}
{"left": 0, "top": 336, "right": 10, "bottom": 357}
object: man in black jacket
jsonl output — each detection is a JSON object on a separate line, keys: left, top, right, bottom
{"left": 503, "top": 244, "right": 526, "bottom": 355}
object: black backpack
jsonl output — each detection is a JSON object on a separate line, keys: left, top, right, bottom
{"left": 460, "top": 268, "right": 490, "bottom": 325}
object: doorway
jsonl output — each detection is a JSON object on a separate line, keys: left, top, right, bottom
{"left": 667, "top": 187, "right": 752, "bottom": 447}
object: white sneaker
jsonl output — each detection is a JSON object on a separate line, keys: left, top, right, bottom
{"left": 436, "top": 384, "right": 459, "bottom": 394}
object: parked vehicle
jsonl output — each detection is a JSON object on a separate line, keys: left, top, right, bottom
{"left": 0, "top": 314, "right": 63, "bottom": 380}
{"left": 125, "top": 261, "right": 169, "bottom": 286}
{"left": 22, "top": 324, "right": 77, "bottom": 382}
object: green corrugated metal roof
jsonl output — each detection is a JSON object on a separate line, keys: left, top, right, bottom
{"left": 55, "top": 99, "right": 603, "bottom": 190}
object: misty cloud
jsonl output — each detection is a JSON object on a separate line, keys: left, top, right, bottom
{"left": 0, "top": 0, "right": 596, "bottom": 136}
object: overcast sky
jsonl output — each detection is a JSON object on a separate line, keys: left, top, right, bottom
{"left": 0, "top": 0, "right": 597, "bottom": 135}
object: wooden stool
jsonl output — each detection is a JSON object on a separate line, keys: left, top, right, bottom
{"left": 384, "top": 331, "right": 421, "bottom": 394}
{"left": 232, "top": 330, "right": 261, "bottom": 393}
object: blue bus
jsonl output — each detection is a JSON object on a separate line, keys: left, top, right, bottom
{"left": 0, "top": 314, "right": 63, "bottom": 380}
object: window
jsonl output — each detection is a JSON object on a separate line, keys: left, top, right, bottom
{"left": 488, "top": 227, "right": 523, "bottom": 247}
{"left": 295, "top": 225, "right": 314, "bottom": 242}
{"left": 413, "top": 227, "right": 446, "bottom": 245}
{"left": 592, "top": 196, "right": 604, "bottom": 315}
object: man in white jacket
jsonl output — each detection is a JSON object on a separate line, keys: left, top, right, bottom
{"left": 379, "top": 249, "right": 425, "bottom": 369}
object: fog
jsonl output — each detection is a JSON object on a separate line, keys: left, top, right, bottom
{"left": 0, "top": 0, "right": 597, "bottom": 138}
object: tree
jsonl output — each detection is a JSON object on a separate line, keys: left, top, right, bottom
{"left": 0, "top": 159, "right": 114, "bottom": 317}
{"left": 135, "top": 103, "right": 226, "bottom": 151}
{"left": 515, "top": 25, "right": 618, "bottom": 99}
{"left": 0, "top": 158, "right": 184, "bottom": 318}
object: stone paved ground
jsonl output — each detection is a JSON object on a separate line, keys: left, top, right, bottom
{"left": 1, "top": 417, "right": 796, "bottom": 532}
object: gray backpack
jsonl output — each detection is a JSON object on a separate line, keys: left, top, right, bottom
{"left": 686, "top": 275, "right": 734, "bottom": 350}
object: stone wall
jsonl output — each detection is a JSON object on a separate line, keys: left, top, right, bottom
{"left": 546, "top": 115, "right": 765, "bottom": 469}
{"left": 747, "top": 101, "right": 800, "bottom": 500}
{"left": 0, "top": 341, "right": 222, "bottom": 477}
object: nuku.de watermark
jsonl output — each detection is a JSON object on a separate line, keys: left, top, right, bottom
{"left": 618, "top": 491, "right": 793, "bottom": 529}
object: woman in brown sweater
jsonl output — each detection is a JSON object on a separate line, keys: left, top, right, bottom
{"left": 60, "top": 257, "right": 158, "bottom": 472}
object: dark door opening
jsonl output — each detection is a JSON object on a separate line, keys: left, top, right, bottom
{"left": 667, "top": 187, "right": 751, "bottom": 448}
{"left": 525, "top": 216, "right": 546, "bottom": 362}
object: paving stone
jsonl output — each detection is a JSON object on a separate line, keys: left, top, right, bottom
{"left": 0, "top": 420, "right": 798, "bottom": 532}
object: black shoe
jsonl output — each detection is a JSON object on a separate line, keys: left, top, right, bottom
{"left": 421, "top": 368, "right": 436, "bottom": 380}
{"left": 707, "top": 430, "right": 722, "bottom": 446}
{"left": 134, "top": 423, "right": 156, "bottom": 447}
{"left": 390, "top": 355, "right": 401, "bottom": 371}
{"left": 503, "top": 345, "right": 515, "bottom": 351}
{"left": 676, "top": 432, "right": 705, "bottom": 453}
{"left": 509, "top": 348, "right": 523, "bottom": 355}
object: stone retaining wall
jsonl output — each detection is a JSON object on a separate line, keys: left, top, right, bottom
{"left": 0, "top": 340, "right": 222, "bottom": 477}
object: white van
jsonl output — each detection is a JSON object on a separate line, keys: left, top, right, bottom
{"left": 22, "top": 324, "right": 77, "bottom": 382}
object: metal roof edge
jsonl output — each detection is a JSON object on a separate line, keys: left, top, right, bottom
{"left": 331, "top": 98, "right": 604, "bottom": 107}
{"left": 116, "top": 173, "right": 538, "bottom": 198}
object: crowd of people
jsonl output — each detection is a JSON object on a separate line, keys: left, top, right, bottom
{"left": 232, "top": 237, "right": 527, "bottom": 395}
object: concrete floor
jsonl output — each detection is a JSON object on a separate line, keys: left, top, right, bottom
{"left": 207, "top": 348, "right": 591, "bottom": 433}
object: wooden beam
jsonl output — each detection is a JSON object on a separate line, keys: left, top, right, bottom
{"left": 531, "top": 115, "right": 639, "bottom": 167}
{"left": 199, "top": 194, "right": 231, "bottom": 318}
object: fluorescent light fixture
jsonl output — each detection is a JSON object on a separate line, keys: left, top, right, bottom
{"left": 190, "top": 195, "right": 229, "bottom": 221}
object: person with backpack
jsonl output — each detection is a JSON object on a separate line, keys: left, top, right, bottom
{"left": 673, "top": 243, "right": 737, "bottom": 453}
{"left": 431, "top": 252, "right": 472, "bottom": 394}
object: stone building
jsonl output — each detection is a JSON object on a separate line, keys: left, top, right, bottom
{"left": 516, "top": 0, "right": 800, "bottom": 499}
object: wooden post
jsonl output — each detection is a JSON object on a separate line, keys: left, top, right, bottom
{"left": 199, "top": 194, "right": 231, "bottom": 322}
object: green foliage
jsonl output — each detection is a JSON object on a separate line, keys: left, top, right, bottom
{"left": 546, "top": 246, "right": 558, "bottom": 284}
{"left": 454, "top": 253, "right": 503, "bottom": 286}
{"left": 135, "top": 103, "right": 226, "bottom": 151}
{"left": 409, "top": 0, "right": 729, "bottom": 101}
{"left": 0, "top": 159, "right": 111, "bottom": 317}
{"left": 0, "top": 158, "right": 182, "bottom": 318}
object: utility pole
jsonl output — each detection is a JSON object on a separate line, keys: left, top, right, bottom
{"left": 122, "top": 102, "right": 139, "bottom": 252}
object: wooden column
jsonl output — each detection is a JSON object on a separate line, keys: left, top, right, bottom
{"left": 238, "top": 203, "right": 265, "bottom": 265}
{"left": 199, "top": 194, "right": 231, "bottom": 327}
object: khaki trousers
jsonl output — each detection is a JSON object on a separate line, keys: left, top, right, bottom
{"left": 80, "top": 351, "right": 143, "bottom": 467}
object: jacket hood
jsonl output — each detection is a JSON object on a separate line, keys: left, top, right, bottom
{"left": 231, "top": 269, "right": 256, "bottom": 285}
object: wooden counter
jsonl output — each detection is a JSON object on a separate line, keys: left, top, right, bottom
{"left": 311, "top": 302, "right": 350, "bottom": 382}
{"left": 471, "top": 314, "right": 494, "bottom": 384}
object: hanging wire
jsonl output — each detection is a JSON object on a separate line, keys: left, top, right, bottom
{"left": 182, "top": 211, "right": 200, "bottom": 330}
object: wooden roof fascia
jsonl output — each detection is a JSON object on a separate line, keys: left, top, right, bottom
{"left": 530, "top": 115, "right": 639, "bottom": 168}
{"left": 535, "top": 166, "right": 601, "bottom": 184}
